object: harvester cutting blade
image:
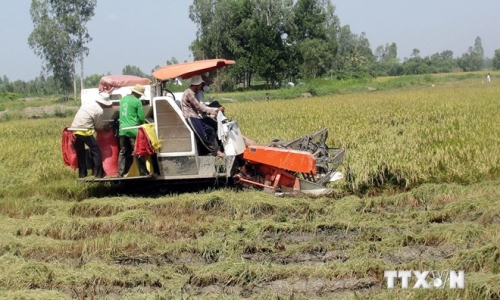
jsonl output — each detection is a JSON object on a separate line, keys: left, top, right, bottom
{"left": 268, "top": 128, "right": 345, "bottom": 186}
{"left": 315, "top": 147, "right": 345, "bottom": 185}
{"left": 236, "top": 128, "right": 345, "bottom": 197}
{"left": 298, "top": 178, "right": 333, "bottom": 197}
{"left": 263, "top": 178, "right": 333, "bottom": 197}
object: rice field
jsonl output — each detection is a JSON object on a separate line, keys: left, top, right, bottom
{"left": 227, "top": 80, "right": 500, "bottom": 194}
{"left": 0, "top": 77, "right": 499, "bottom": 299}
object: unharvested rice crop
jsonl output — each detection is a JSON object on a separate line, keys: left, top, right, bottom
{"left": 225, "top": 81, "right": 500, "bottom": 194}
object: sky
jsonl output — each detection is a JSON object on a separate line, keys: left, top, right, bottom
{"left": 1, "top": 0, "right": 499, "bottom": 82}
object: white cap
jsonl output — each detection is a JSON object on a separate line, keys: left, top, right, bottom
{"left": 189, "top": 75, "right": 205, "bottom": 86}
{"left": 96, "top": 93, "right": 112, "bottom": 106}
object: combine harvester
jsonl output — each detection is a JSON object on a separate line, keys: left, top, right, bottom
{"left": 66, "top": 59, "right": 345, "bottom": 196}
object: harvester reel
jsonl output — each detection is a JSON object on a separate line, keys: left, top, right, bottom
{"left": 237, "top": 128, "right": 345, "bottom": 196}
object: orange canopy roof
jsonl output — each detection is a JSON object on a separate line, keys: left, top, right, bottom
{"left": 152, "top": 59, "right": 235, "bottom": 81}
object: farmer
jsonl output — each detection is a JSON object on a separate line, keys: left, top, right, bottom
{"left": 118, "top": 84, "right": 150, "bottom": 177}
{"left": 70, "top": 93, "right": 112, "bottom": 178}
{"left": 194, "top": 75, "right": 225, "bottom": 130}
{"left": 182, "top": 75, "right": 225, "bottom": 157}
{"left": 194, "top": 75, "right": 223, "bottom": 109}
{"left": 193, "top": 75, "right": 213, "bottom": 106}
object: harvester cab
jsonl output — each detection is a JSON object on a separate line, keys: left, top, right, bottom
{"left": 68, "top": 59, "right": 345, "bottom": 196}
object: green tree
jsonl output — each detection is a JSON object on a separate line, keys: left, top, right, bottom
{"left": 48, "top": 0, "right": 96, "bottom": 90}
{"left": 492, "top": 49, "right": 500, "bottom": 70}
{"left": 29, "top": 1, "right": 72, "bottom": 94}
{"left": 166, "top": 57, "right": 179, "bottom": 65}
{"left": 122, "top": 65, "right": 148, "bottom": 78}
{"left": 402, "top": 48, "right": 425, "bottom": 75}
{"left": 374, "top": 43, "right": 400, "bottom": 76}
{"left": 291, "top": 0, "right": 327, "bottom": 40}
{"left": 354, "top": 32, "right": 375, "bottom": 76}
{"left": 474, "top": 36, "right": 484, "bottom": 57}
{"left": 28, "top": 0, "right": 96, "bottom": 99}
{"left": 410, "top": 48, "right": 420, "bottom": 58}
{"left": 248, "top": 0, "right": 293, "bottom": 86}
{"left": 189, "top": 0, "right": 294, "bottom": 87}
{"left": 291, "top": 0, "right": 340, "bottom": 78}
{"left": 333, "top": 25, "right": 373, "bottom": 78}
{"left": 0, "top": 76, "right": 12, "bottom": 93}
{"left": 375, "top": 42, "right": 397, "bottom": 62}
{"left": 189, "top": 0, "right": 236, "bottom": 60}
{"left": 189, "top": 0, "right": 248, "bottom": 87}
{"left": 429, "top": 50, "right": 455, "bottom": 73}
{"left": 84, "top": 73, "right": 104, "bottom": 88}
{"left": 457, "top": 46, "right": 483, "bottom": 72}
{"left": 188, "top": 0, "right": 350, "bottom": 83}
{"left": 457, "top": 37, "right": 484, "bottom": 72}
{"left": 483, "top": 57, "right": 492, "bottom": 69}
{"left": 224, "top": 0, "right": 255, "bottom": 87}
{"left": 297, "top": 38, "right": 331, "bottom": 78}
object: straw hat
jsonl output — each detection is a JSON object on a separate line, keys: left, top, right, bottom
{"left": 189, "top": 75, "right": 205, "bottom": 86}
{"left": 95, "top": 93, "right": 112, "bottom": 106}
{"left": 132, "top": 84, "right": 146, "bottom": 96}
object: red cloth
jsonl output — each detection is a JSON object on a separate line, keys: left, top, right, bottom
{"left": 96, "top": 129, "right": 119, "bottom": 176}
{"left": 61, "top": 128, "right": 78, "bottom": 170}
{"left": 135, "top": 126, "right": 155, "bottom": 156}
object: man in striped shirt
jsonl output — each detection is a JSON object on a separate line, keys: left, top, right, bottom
{"left": 182, "top": 75, "right": 225, "bottom": 157}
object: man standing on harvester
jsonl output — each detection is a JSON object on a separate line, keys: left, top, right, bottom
{"left": 118, "top": 84, "right": 150, "bottom": 177}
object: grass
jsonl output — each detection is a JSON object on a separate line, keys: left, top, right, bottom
{"left": 0, "top": 184, "right": 498, "bottom": 298}
{"left": 206, "top": 71, "right": 498, "bottom": 103}
{"left": 0, "top": 74, "right": 499, "bottom": 298}
{"left": 0, "top": 94, "right": 78, "bottom": 122}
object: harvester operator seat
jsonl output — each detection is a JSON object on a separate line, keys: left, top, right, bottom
{"left": 185, "top": 118, "right": 215, "bottom": 156}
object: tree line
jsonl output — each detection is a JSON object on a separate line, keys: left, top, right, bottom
{"left": 188, "top": 0, "right": 498, "bottom": 88}
{"left": 1, "top": 0, "right": 500, "bottom": 100}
